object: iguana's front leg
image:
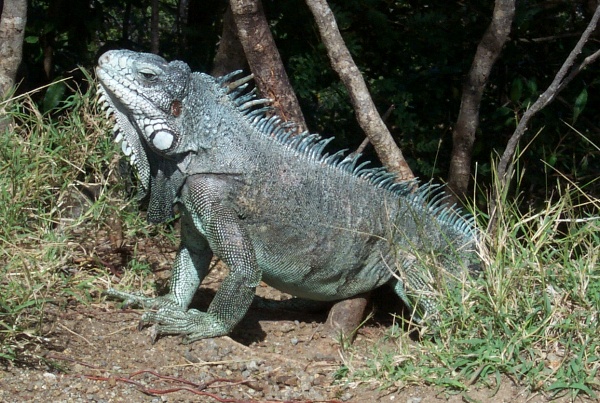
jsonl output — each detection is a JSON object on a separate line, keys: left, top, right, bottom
{"left": 120, "top": 176, "right": 261, "bottom": 342}
{"left": 105, "top": 218, "right": 212, "bottom": 314}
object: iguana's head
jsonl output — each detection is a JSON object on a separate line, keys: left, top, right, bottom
{"left": 96, "top": 50, "right": 191, "bottom": 197}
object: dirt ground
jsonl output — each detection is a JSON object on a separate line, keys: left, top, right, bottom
{"left": 0, "top": 229, "right": 591, "bottom": 402}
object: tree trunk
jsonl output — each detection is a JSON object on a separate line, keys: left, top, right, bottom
{"left": 0, "top": 0, "right": 27, "bottom": 131}
{"left": 211, "top": 5, "right": 247, "bottom": 77}
{"left": 305, "top": 0, "right": 413, "bottom": 180}
{"left": 229, "top": 0, "right": 307, "bottom": 131}
{"left": 446, "top": 0, "right": 515, "bottom": 202}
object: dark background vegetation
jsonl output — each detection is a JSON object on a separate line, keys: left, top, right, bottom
{"left": 18, "top": 0, "right": 600, "bottom": 205}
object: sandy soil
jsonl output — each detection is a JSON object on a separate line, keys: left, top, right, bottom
{"left": 0, "top": 229, "right": 589, "bottom": 402}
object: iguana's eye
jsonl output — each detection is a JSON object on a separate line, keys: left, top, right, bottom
{"left": 138, "top": 69, "right": 157, "bottom": 80}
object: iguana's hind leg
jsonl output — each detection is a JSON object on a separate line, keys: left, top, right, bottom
{"left": 325, "top": 293, "right": 370, "bottom": 341}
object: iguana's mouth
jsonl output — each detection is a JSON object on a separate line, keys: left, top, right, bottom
{"left": 97, "top": 84, "right": 137, "bottom": 163}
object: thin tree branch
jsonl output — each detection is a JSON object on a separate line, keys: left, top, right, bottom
{"left": 305, "top": 0, "right": 413, "bottom": 180}
{"left": 492, "top": 5, "right": 600, "bottom": 226}
{"left": 557, "top": 48, "right": 600, "bottom": 93}
{"left": 496, "top": 5, "right": 600, "bottom": 186}
{"left": 353, "top": 104, "right": 395, "bottom": 155}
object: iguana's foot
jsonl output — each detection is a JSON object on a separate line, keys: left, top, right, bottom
{"left": 105, "top": 288, "right": 230, "bottom": 342}
{"left": 141, "top": 308, "right": 230, "bottom": 343}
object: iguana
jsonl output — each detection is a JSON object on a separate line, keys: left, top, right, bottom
{"left": 96, "top": 49, "right": 479, "bottom": 343}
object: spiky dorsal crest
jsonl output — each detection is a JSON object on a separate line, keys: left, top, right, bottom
{"left": 216, "top": 71, "right": 477, "bottom": 239}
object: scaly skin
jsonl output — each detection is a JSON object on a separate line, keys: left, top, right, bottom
{"left": 96, "top": 50, "right": 479, "bottom": 343}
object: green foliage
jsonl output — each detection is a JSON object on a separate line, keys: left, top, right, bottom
{"left": 0, "top": 77, "right": 103, "bottom": 361}
{"left": 1, "top": 84, "right": 105, "bottom": 236}
{"left": 572, "top": 87, "right": 588, "bottom": 124}
{"left": 343, "top": 175, "right": 600, "bottom": 399}
{"left": 41, "top": 80, "right": 67, "bottom": 112}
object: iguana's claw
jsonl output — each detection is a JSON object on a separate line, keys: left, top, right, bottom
{"left": 104, "top": 288, "right": 184, "bottom": 311}
{"left": 140, "top": 308, "right": 231, "bottom": 342}
{"left": 104, "top": 288, "right": 149, "bottom": 308}
{"left": 149, "top": 325, "right": 161, "bottom": 344}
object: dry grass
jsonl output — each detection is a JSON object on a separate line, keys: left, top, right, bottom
{"left": 0, "top": 74, "right": 166, "bottom": 364}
